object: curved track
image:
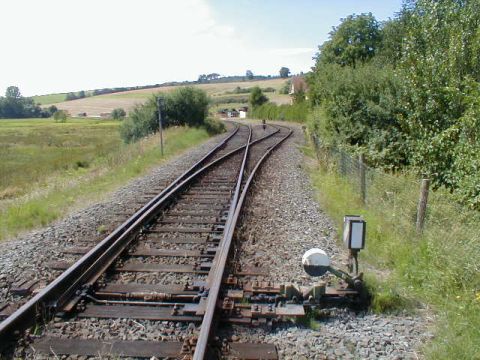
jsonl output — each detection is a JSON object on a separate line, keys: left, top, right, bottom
{"left": 0, "top": 122, "right": 292, "bottom": 359}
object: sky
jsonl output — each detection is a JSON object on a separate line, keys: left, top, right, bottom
{"left": 0, "top": 0, "right": 403, "bottom": 96}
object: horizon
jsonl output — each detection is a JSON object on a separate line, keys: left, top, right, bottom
{"left": 0, "top": 0, "right": 403, "bottom": 97}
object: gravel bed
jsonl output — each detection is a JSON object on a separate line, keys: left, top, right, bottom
{"left": 223, "top": 123, "right": 432, "bottom": 359}
{"left": 0, "top": 130, "right": 230, "bottom": 306}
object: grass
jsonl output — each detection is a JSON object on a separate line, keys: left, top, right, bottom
{"left": 304, "top": 142, "right": 480, "bottom": 359}
{"left": 0, "top": 118, "right": 211, "bottom": 240}
{"left": 31, "top": 93, "right": 66, "bottom": 105}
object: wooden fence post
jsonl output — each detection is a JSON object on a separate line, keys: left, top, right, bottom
{"left": 416, "top": 179, "right": 430, "bottom": 233}
{"left": 359, "top": 154, "right": 366, "bottom": 204}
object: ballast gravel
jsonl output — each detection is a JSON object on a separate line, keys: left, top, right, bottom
{"left": 0, "top": 130, "right": 230, "bottom": 306}
{"left": 222, "top": 123, "right": 433, "bottom": 359}
{"left": 1, "top": 122, "right": 433, "bottom": 359}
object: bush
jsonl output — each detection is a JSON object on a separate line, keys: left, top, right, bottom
{"left": 53, "top": 110, "right": 68, "bottom": 123}
{"left": 120, "top": 86, "right": 210, "bottom": 143}
{"left": 249, "top": 86, "right": 268, "bottom": 108}
{"left": 250, "top": 102, "right": 309, "bottom": 123}
{"left": 203, "top": 117, "right": 226, "bottom": 135}
{"left": 111, "top": 107, "right": 126, "bottom": 120}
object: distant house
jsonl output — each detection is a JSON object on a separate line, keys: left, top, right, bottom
{"left": 239, "top": 106, "right": 248, "bottom": 119}
{"left": 227, "top": 109, "right": 239, "bottom": 118}
{"left": 289, "top": 76, "right": 308, "bottom": 104}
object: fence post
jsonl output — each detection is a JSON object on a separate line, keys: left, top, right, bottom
{"left": 416, "top": 178, "right": 430, "bottom": 233}
{"left": 359, "top": 154, "right": 366, "bottom": 204}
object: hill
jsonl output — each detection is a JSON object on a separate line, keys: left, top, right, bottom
{"left": 49, "top": 78, "right": 290, "bottom": 117}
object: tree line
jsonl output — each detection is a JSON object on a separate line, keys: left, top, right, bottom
{"left": 0, "top": 86, "right": 57, "bottom": 118}
{"left": 306, "top": 0, "right": 480, "bottom": 209}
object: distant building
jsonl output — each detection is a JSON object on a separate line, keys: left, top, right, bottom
{"left": 289, "top": 76, "right": 309, "bottom": 104}
{"left": 227, "top": 109, "right": 239, "bottom": 118}
{"left": 239, "top": 106, "right": 248, "bottom": 119}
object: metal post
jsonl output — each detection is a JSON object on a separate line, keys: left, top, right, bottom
{"left": 416, "top": 178, "right": 430, "bottom": 233}
{"left": 157, "top": 97, "right": 164, "bottom": 156}
{"left": 359, "top": 154, "right": 366, "bottom": 204}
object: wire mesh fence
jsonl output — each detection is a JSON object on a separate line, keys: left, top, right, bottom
{"left": 307, "top": 130, "right": 480, "bottom": 295}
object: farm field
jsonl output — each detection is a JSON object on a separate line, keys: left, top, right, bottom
{"left": 31, "top": 93, "right": 67, "bottom": 105}
{"left": 50, "top": 78, "right": 291, "bottom": 116}
{"left": 0, "top": 118, "right": 211, "bottom": 240}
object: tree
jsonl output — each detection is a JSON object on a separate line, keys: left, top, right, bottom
{"left": 246, "top": 70, "right": 254, "bottom": 80}
{"left": 314, "top": 13, "right": 381, "bottom": 68}
{"left": 120, "top": 87, "right": 210, "bottom": 143}
{"left": 111, "top": 107, "right": 126, "bottom": 120}
{"left": 53, "top": 110, "right": 68, "bottom": 122}
{"left": 5, "top": 86, "right": 21, "bottom": 99}
{"left": 279, "top": 67, "right": 290, "bottom": 78}
{"left": 249, "top": 86, "right": 268, "bottom": 107}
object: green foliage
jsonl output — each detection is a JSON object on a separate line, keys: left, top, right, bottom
{"left": 0, "top": 86, "right": 49, "bottom": 119}
{"left": 120, "top": 86, "right": 210, "bottom": 143}
{"left": 278, "top": 80, "right": 291, "bottom": 95}
{"left": 279, "top": 67, "right": 290, "bottom": 78}
{"left": 308, "top": 2, "right": 480, "bottom": 208}
{"left": 314, "top": 13, "right": 381, "bottom": 68}
{"left": 119, "top": 101, "right": 157, "bottom": 143}
{"left": 111, "top": 107, "right": 126, "bottom": 120}
{"left": 308, "top": 63, "right": 407, "bottom": 168}
{"left": 250, "top": 102, "right": 308, "bottom": 123}
{"left": 248, "top": 86, "right": 268, "bottom": 108}
{"left": 202, "top": 117, "right": 226, "bottom": 135}
{"left": 53, "top": 110, "right": 68, "bottom": 123}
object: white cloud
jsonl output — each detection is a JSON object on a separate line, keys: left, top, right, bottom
{"left": 0, "top": 0, "right": 313, "bottom": 96}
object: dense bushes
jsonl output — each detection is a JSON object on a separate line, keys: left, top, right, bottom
{"left": 0, "top": 86, "right": 54, "bottom": 119}
{"left": 120, "top": 86, "right": 220, "bottom": 143}
{"left": 307, "top": 1, "right": 480, "bottom": 208}
{"left": 250, "top": 102, "right": 309, "bottom": 123}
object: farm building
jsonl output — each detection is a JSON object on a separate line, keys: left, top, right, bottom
{"left": 289, "top": 76, "right": 308, "bottom": 104}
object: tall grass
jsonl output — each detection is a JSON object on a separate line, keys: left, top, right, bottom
{"left": 305, "top": 142, "right": 480, "bottom": 359}
{"left": 0, "top": 122, "right": 210, "bottom": 241}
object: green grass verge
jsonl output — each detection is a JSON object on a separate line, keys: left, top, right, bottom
{"left": 0, "top": 121, "right": 210, "bottom": 241}
{"left": 304, "top": 144, "right": 480, "bottom": 359}
{"left": 31, "top": 93, "right": 67, "bottom": 105}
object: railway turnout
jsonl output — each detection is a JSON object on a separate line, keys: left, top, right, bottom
{"left": 0, "top": 122, "right": 364, "bottom": 359}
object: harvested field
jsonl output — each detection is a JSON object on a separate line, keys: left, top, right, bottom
{"left": 51, "top": 78, "right": 291, "bottom": 117}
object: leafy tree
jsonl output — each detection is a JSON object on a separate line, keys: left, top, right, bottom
{"left": 314, "top": 13, "right": 381, "bottom": 68}
{"left": 249, "top": 86, "right": 268, "bottom": 107}
{"left": 53, "top": 110, "right": 68, "bottom": 122}
{"left": 120, "top": 87, "right": 210, "bottom": 143}
{"left": 246, "top": 70, "right": 254, "bottom": 80}
{"left": 111, "top": 107, "right": 126, "bottom": 120}
{"left": 279, "top": 67, "right": 290, "bottom": 78}
{"left": 5, "top": 86, "right": 21, "bottom": 99}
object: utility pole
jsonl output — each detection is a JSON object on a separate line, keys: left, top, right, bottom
{"left": 157, "top": 97, "right": 164, "bottom": 156}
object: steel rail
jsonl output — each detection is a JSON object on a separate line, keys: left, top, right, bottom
{"left": 0, "top": 123, "right": 280, "bottom": 348}
{"left": 0, "top": 124, "right": 241, "bottom": 347}
{"left": 193, "top": 126, "right": 293, "bottom": 360}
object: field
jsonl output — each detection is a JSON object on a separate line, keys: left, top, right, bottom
{"left": 31, "top": 93, "right": 67, "bottom": 105}
{"left": 0, "top": 118, "right": 211, "bottom": 240}
{"left": 49, "top": 78, "right": 291, "bottom": 117}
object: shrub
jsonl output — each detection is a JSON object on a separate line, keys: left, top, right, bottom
{"left": 53, "top": 110, "right": 68, "bottom": 123}
{"left": 111, "top": 107, "right": 126, "bottom": 120}
{"left": 203, "top": 117, "right": 226, "bottom": 135}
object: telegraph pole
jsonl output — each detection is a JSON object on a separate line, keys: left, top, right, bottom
{"left": 157, "top": 97, "right": 164, "bottom": 156}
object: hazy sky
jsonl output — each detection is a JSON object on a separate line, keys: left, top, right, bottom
{"left": 0, "top": 0, "right": 403, "bottom": 96}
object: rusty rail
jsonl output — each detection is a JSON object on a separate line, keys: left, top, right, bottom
{"left": 193, "top": 125, "right": 293, "bottom": 359}
{"left": 0, "top": 123, "right": 283, "bottom": 352}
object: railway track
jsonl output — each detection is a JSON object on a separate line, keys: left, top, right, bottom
{"left": 0, "top": 122, "right": 296, "bottom": 359}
